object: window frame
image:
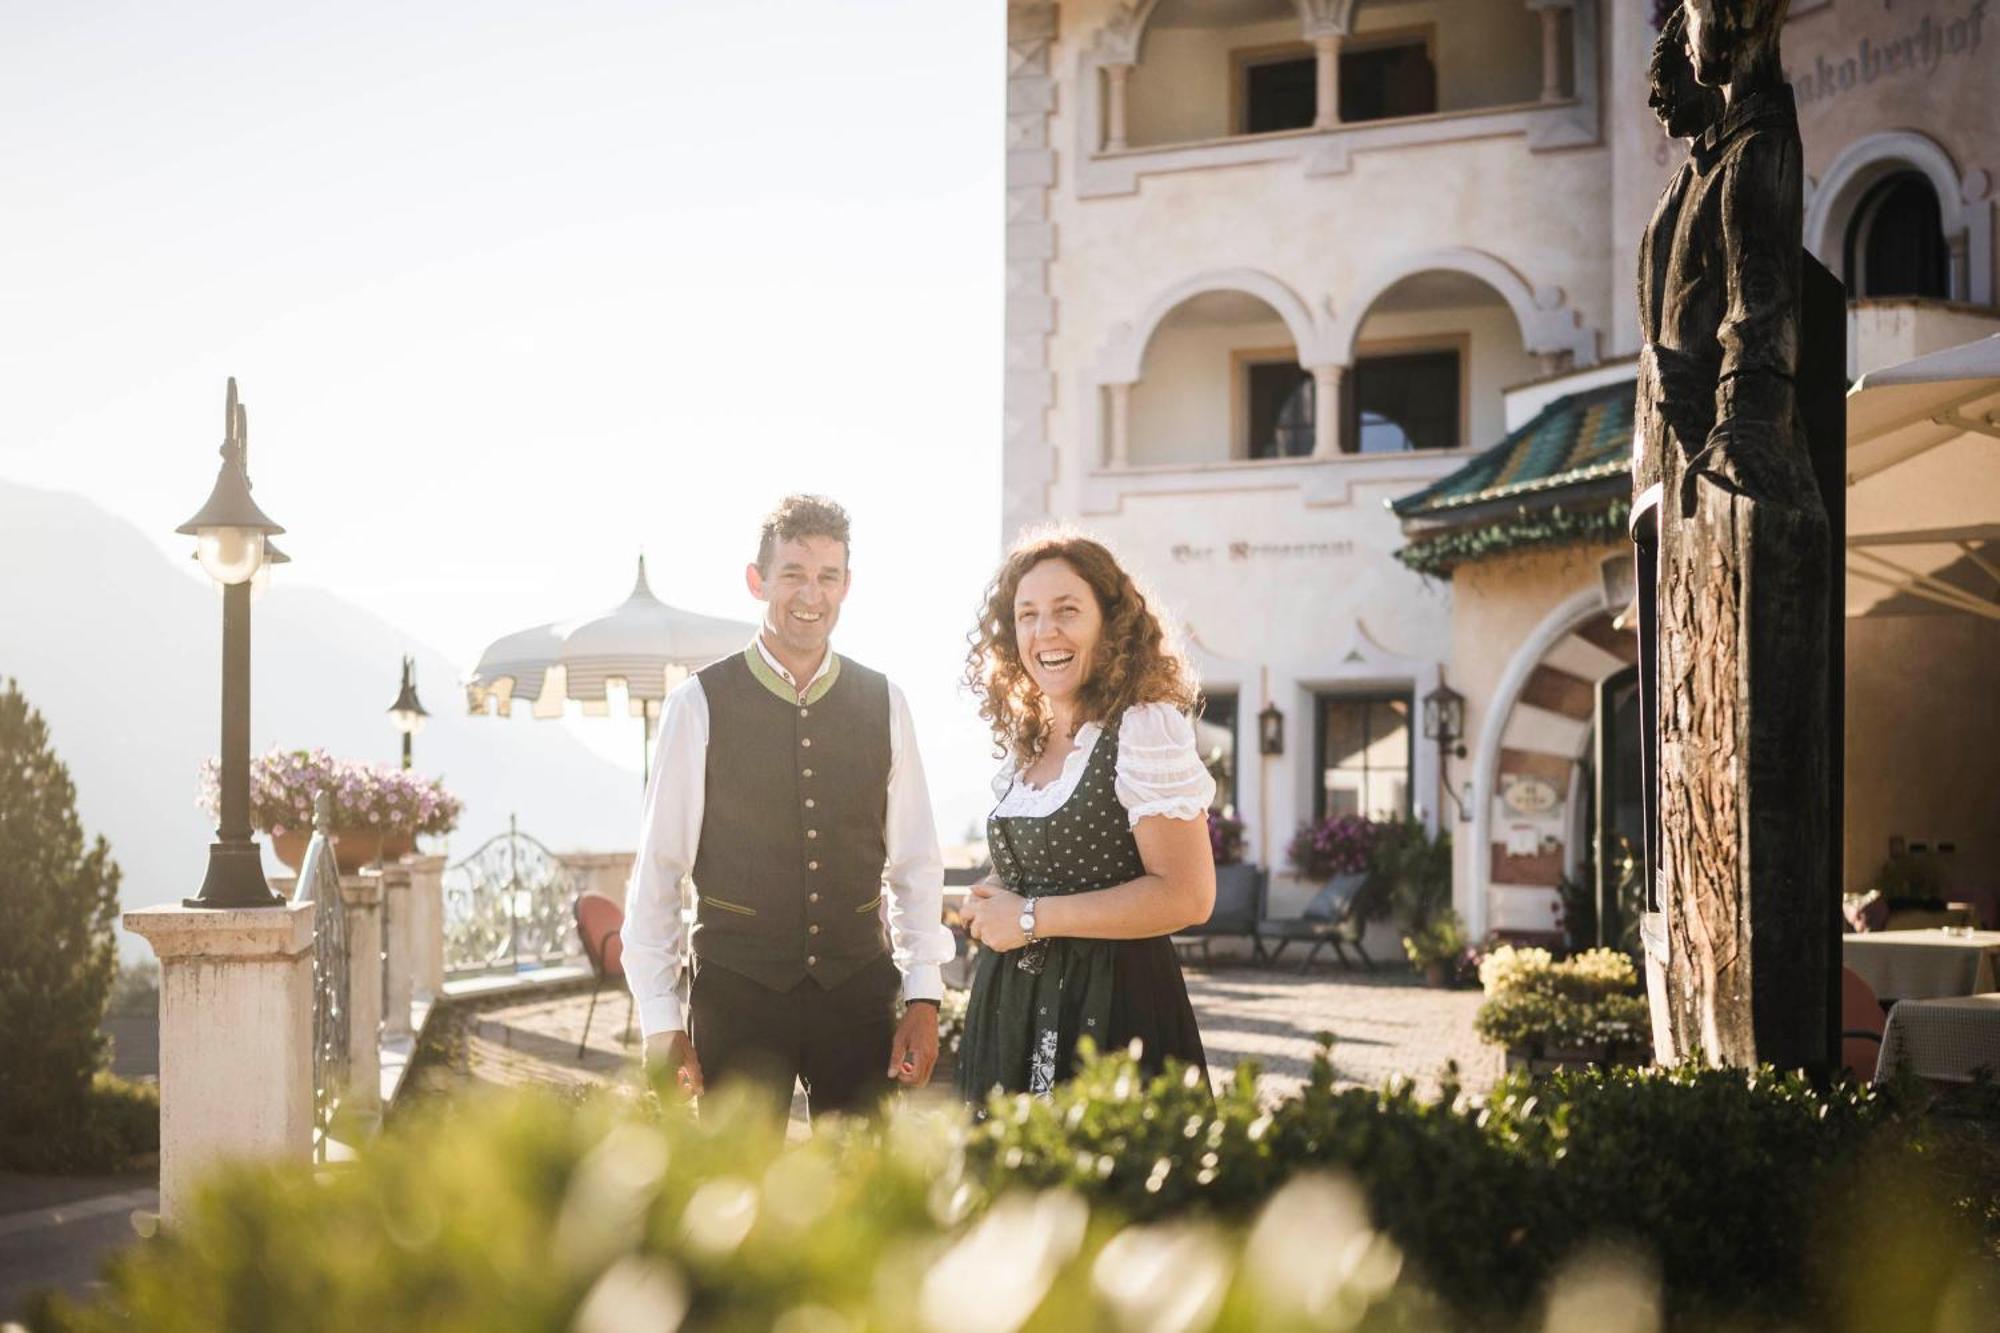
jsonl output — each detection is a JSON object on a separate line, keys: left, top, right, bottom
{"left": 1313, "top": 690, "right": 1416, "bottom": 825}
{"left": 1230, "top": 345, "right": 1312, "bottom": 461}
{"left": 1338, "top": 23, "right": 1440, "bottom": 124}
{"left": 1346, "top": 332, "right": 1471, "bottom": 456}
{"left": 1197, "top": 690, "right": 1240, "bottom": 817}
{"left": 1230, "top": 41, "right": 1318, "bottom": 138}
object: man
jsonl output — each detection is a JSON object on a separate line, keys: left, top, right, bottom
{"left": 623, "top": 495, "right": 954, "bottom": 1117}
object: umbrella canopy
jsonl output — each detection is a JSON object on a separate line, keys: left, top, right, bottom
{"left": 1845, "top": 333, "right": 2000, "bottom": 621}
{"left": 466, "top": 558, "right": 758, "bottom": 776}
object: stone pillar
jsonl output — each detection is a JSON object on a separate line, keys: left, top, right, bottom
{"left": 124, "top": 903, "right": 316, "bottom": 1225}
{"left": 1312, "top": 35, "right": 1341, "bottom": 130}
{"left": 1311, "top": 364, "right": 1345, "bottom": 457}
{"left": 407, "top": 853, "right": 447, "bottom": 1002}
{"left": 1107, "top": 382, "right": 1133, "bottom": 468}
{"left": 340, "top": 874, "right": 383, "bottom": 1115}
{"left": 1531, "top": 1, "right": 1567, "bottom": 103}
{"left": 1103, "top": 63, "right": 1132, "bottom": 151}
{"left": 380, "top": 863, "right": 414, "bottom": 1038}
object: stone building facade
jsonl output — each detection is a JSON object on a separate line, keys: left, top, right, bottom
{"left": 1004, "top": 0, "right": 1997, "bottom": 936}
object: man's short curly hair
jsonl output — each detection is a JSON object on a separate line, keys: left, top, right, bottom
{"left": 755, "top": 495, "right": 852, "bottom": 572}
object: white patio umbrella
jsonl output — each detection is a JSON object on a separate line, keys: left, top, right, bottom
{"left": 466, "top": 557, "right": 757, "bottom": 784}
{"left": 1845, "top": 333, "right": 2000, "bottom": 622}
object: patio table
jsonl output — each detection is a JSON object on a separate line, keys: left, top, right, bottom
{"left": 1876, "top": 993, "right": 2000, "bottom": 1084}
{"left": 1843, "top": 930, "right": 2000, "bottom": 1001}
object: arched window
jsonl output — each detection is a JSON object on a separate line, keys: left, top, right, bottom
{"left": 1843, "top": 171, "right": 1949, "bottom": 300}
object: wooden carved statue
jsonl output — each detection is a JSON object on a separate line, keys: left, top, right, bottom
{"left": 1630, "top": 0, "right": 1835, "bottom": 1070}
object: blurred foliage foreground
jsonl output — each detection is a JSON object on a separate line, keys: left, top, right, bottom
{"left": 30, "top": 1044, "right": 2000, "bottom": 1333}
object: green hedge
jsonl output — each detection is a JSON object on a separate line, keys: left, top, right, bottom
{"left": 31, "top": 1048, "right": 2000, "bottom": 1332}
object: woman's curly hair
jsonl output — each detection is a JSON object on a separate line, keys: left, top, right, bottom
{"left": 964, "top": 532, "right": 1197, "bottom": 764}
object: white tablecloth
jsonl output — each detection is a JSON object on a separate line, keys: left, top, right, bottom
{"left": 1876, "top": 993, "right": 2000, "bottom": 1084}
{"left": 1842, "top": 930, "right": 2000, "bottom": 1001}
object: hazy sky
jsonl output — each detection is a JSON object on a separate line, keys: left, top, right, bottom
{"left": 2, "top": 1, "right": 1007, "bottom": 837}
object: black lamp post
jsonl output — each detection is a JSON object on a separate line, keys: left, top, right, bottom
{"left": 178, "top": 379, "right": 286, "bottom": 908}
{"left": 1422, "top": 679, "right": 1470, "bottom": 822}
{"left": 388, "top": 655, "right": 429, "bottom": 770}
{"left": 1257, "top": 702, "right": 1285, "bottom": 757}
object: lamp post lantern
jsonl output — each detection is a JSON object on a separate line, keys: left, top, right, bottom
{"left": 1257, "top": 702, "right": 1285, "bottom": 757}
{"left": 177, "top": 378, "right": 286, "bottom": 909}
{"left": 388, "top": 655, "right": 429, "bottom": 770}
{"left": 1422, "top": 679, "right": 1470, "bottom": 823}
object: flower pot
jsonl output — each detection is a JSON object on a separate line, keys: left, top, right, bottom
{"left": 270, "top": 828, "right": 414, "bottom": 875}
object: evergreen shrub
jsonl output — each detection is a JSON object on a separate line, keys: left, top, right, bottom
{"left": 0, "top": 679, "right": 136, "bottom": 1171}
{"left": 35, "top": 1047, "right": 1999, "bottom": 1331}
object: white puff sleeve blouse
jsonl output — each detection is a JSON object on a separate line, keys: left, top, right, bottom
{"left": 1112, "top": 702, "right": 1216, "bottom": 828}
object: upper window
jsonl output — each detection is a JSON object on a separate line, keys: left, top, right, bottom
{"left": 1348, "top": 347, "right": 1460, "bottom": 454}
{"left": 1340, "top": 32, "right": 1437, "bottom": 123}
{"left": 1240, "top": 52, "right": 1317, "bottom": 135}
{"left": 1844, "top": 171, "right": 1950, "bottom": 300}
{"left": 1316, "top": 694, "right": 1411, "bottom": 823}
{"left": 1244, "top": 359, "right": 1315, "bottom": 460}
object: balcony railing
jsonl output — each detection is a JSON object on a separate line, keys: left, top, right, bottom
{"left": 442, "top": 819, "right": 583, "bottom": 977}
{"left": 1076, "top": 0, "right": 1599, "bottom": 200}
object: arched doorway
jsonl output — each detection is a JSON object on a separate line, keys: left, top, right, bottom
{"left": 1843, "top": 171, "right": 1950, "bottom": 300}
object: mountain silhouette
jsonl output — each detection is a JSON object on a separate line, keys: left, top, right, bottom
{"left": 0, "top": 480, "right": 643, "bottom": 954}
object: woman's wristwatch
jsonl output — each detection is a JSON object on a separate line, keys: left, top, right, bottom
{"left": 1018, "top": 896, "right": 1039, "bottom": 943}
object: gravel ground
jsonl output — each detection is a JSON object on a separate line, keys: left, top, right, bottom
{"left": 440, "top": 963, "right": 1498, "bottom": 1106}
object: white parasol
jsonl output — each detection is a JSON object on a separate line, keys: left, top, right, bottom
{"left": 466, "top": 557, "right": 757, "bottom": 782}
{"left": 1845, "top": 333, "right": 2000, "bottom": 621}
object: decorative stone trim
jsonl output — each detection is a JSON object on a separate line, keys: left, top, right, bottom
{"left": 1072, "top": 0, "right": 1600, "bottom": 199}
{"left": 1005, "top": 1, "right": 1061, "bottom": 542}
{"left": 1803, "top": 129, "right": 1995, "bottom": 309}
{"left": 1330, "top": 246, "right": 1599, "bottom": 369}
{"left": 1077, "top": 448, "right": 1473, "bottom": 517}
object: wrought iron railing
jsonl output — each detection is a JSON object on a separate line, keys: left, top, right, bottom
{"left": 442, "top": 817, "right": 581, "bottom": 976}
{"left": 291, "top": 792, "right": 350, "bottom": 1162}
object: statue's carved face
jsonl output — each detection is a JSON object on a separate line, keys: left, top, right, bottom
{"left": 1649, "top": 10, "right": 1720, "bottom": 138}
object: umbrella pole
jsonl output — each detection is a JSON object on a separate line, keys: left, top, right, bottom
{"left": 641, "top": 707, "right": 656, "bottom": 792}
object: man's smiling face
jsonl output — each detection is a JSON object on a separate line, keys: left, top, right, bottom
{"left": 748, "top": 534, "right": 850, "bottom": 663}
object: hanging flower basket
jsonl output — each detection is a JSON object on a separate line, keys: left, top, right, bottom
{"left": 200, "top": 748, "right": 461, "bottom": 875}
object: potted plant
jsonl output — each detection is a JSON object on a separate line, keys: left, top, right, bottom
{"left": 199, "top": 747, "right": 462, "bottom": 874}
{"left": 1473, "top": 945, "right": 1651, "bottom": 1074}
{"left": 1285, "top": 814, "right": 1382, "bottom": 888}
{"left": 1402, "top": 910, "right": 1468, "bottom": 987}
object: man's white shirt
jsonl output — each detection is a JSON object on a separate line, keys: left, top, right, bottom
{"left": 622, "top": 639, "right": 954, "bottom": 1037}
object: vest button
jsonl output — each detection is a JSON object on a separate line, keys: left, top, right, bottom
{"left": 809, "top": 924, "right": 820, "bottom": 935}
{"left": 806, "top": 955, "right": 818, "bottom": 966}
{"left": 802, "top": 768, "right": 814, "bottom": 778}
{"left": 801, "top": 738, "right": 812, "bottom": 748}
{"left": 808, "top": 861, "right": 820, "bottom": 871}
{"left": 800, "top": 707, "right": 810, "bottom": 718}
{"left": 805, "top": 798, "right": 816, "bottom": 809}
{"left": 809, "top": 892, "right": 820, "bottom": 903}
{"left": 807, "top": 829, "right": 818, "bottom": 839}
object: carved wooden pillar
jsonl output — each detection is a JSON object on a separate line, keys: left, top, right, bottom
{"left": 1312, "top": 35, "right": 1341, "bottom": 130}
{"left": 1104, "top": 63, "right": 1133, "bottom": 151}
{"left": 1311, "top": 364, "right": 1345, "bottom": 458}
{"left": 1106, "top": 382, "right": 1132, "bottom": 467}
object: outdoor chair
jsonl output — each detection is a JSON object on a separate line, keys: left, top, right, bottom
{"left": 1173, "top": 864, "right": 1269, "bottom": 964}
{"left": 574, "top": 893, "right": 635, "bottom": 1058}
{"left": 1840, "top": 965, "right": 1888, "bottom": 1080}
{"left": 1261, "top": 872, "right": 1374, "bottom": 974}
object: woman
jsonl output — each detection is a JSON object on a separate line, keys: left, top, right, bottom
{"left": 956, "top": 533, "right": 1217, "bottom": 1101}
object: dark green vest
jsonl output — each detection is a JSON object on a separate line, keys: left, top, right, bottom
{"left": 690, "top": 649, "right": 893, "bottom": 990}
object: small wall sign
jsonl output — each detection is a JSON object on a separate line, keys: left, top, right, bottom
{"left": 1501, "top": 775, "right": 1562, "bottom": 817}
